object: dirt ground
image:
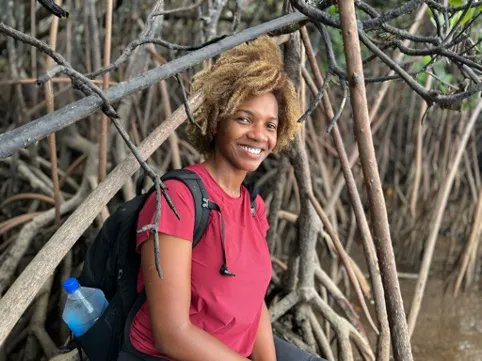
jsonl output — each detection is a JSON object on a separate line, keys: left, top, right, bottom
{"left": 350, "top": 234, "right": 482, "bottom": 361}
{"left": 402, "top": 276, "right": 482, "bottom": 361}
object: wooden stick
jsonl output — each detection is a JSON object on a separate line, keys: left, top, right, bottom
{"left": 453, "top": 186, "right": 482, "bottom": 296}
{"left": 0, "top": 12, "right": 308, "bottom": 159}
{"left": 97, "top": 0, "right": 114, "bottom": 182}
{"left": 407, "top": 101, "right": 482, "bottom": 334}
{"left": 45, "top": 0, "right": 63, "bottom": 225}
{"left": 409, "top": 76, "right": 433, "bottom": 217}
{"left": 0, "top": 93, "right": 202, "bottom": 347}
{"left": 0, "top": 78, "right": 112, "bottom": 85}
{"left": 307, "top": 192, "right": 377, "bottom": 335}
{"left": 300, "top": 26, "right": 388, "bottom": 357}
{"left": 337, "top": 1, "right": 413, "bottom": 360}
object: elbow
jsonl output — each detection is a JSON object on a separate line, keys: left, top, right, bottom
{"left": 153, "top": 320, "right": 191, "bottom": 357}
{"left": 153, "top": 335, "right": 173, "bottom": 356}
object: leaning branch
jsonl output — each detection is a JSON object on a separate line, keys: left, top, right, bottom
{"left": 0, "top": 23, "right": 118, "bottom": 119}
{"left": 0, "top": 11, "right": 307, "bottom": 159}
{"left": 0, "top": 93, "right": 203, "bottom": 347}
{"left": 337, "top": 1, "right": 414, "bottom": 359}
{"left": 86, "top": 34, "right": 228, "bottom": 79}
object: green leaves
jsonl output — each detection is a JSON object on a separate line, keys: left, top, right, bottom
{"left": 432, "top": 62, "right": 454, "bottom": 92}
{"left": 421, "top": 56, "right": 433, "bottom": 67}
{"left": 328, "top": 5, "right": 338, "bottom": 15}
{"left": 413, "top": 56, "right": 433, "bottom": 73}
{"left": 449, "top": 0, "right": 464, "bottom": 6}
{"left": 449, "top": 7, "right": 476, "bottom": 28}
{"left": 427, "top": 1, "right": 479, "bottom": 30}
{"left": 413, "top": 57, "right": 454, "bottom": 92}
{"left": 416, "top": 72, "right": 428, "bottom": 86}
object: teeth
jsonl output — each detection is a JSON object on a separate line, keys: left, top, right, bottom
{"left": 240, "top": 145, "right": 262, "bottom": 155}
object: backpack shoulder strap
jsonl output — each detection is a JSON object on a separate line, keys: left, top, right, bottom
{"left": 242, "top": 181, "right": 258, "bottom": 217}
{"left": 160, "top": 169, "right": 210, "bottom": 248}
{"left": 120, "top": 170, "right": 212, "bottom": 360}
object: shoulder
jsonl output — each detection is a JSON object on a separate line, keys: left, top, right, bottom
{"left": 254, "top": 193, "right": 268, "bottom": 220}
{"left": 163, "top": 178, "right": 193, "bottom": 197}
{"left": 158, "top": 167, "right": 206, "bottom": 204}
{"left": 254, "top": 193, "right": 266, "bottom": 210}
{"left": 136, "top": 172, "right": 199, "bottom": 248}
{"left": 252, "top": 193, "right": 269, "bottom": 236}
{"left": 142, "top": 175, "right": 197, "bottom": 218}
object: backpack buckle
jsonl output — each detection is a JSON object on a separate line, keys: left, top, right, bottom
{"left": 202, "top": 198, "right": 209, "bottom": 208}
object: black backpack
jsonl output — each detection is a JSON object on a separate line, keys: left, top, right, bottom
{"left": 75, "top": 169, "right": 257, "bottom": 361}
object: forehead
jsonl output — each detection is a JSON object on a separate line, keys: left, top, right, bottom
{"left": 236, "top": 93, "right": 278, "bottom": 119}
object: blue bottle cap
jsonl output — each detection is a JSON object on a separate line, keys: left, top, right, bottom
{"left": 63, "top": 277, "right": 80, "bottom": 294}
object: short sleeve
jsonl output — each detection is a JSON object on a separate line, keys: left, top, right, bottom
{"left": 254, "top": 194, "right": 269, "bottom": 237}
{"left": 136, "top": 179, "right": 195, "bottom": 252}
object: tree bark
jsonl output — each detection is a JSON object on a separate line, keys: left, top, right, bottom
{"left": 112, "top": 1, "right": 166, "bottom": 201}
{"left": 407, "top": 101, "right": 482, "bottom": 334}
{"left": 337, "top": 1, "right": 414, "bottom": 360}
{"left": 0, "top": 94, "right": 202, "bottom": 347}
{"left": 0, "top": 11, "right": 307, "bottom": 159}
{"left": 300, "top": 26, "right": 390, "bottom": 361}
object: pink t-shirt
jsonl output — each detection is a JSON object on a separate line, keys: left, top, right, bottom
{"left": 130, "top": 163, "right": 272, "bottom": 359}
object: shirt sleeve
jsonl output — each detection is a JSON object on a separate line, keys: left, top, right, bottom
{"left": 136, "top": 179, "right": 195, "bottom": 252}
{"left": 254, "top": 194, "right": 270, "bottom": 238}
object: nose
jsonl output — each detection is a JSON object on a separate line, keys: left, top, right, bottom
{"left": 246, "top": 123, "right": 267, "bottom": 142}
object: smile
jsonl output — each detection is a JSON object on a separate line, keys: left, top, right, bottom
{"left": 239, "top": 145, "right": 262, "bottom": 155}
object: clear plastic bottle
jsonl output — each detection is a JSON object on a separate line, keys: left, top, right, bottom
{"left": 62, "top": 277, "right": 109, "bottom": 337}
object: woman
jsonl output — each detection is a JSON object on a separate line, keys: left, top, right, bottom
{"left": 123, "top": 37, "right": 325, "bottom": 361}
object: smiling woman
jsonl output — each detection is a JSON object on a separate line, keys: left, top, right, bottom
{"left": 121, "top": 37, "right": 326, "bottom": 361}
{"left": 187, "top": 36, "right": 301, "bottom": 155}
{"left": 207, "top": 92, "right": 280, "bottom": 191}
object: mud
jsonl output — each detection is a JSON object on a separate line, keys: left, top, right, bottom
{"left": 401, "top": 277, "right": 482, "bottom": 361}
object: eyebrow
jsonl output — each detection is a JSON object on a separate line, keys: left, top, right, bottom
{"left": 238, "top": 109, "right": 278, "bottom": 122}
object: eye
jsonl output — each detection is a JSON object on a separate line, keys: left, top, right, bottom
{"left": 266, "top": 122, "right": 278, "bottom": 131}
{"left": 236, "top": 116, "right": 251, "bottom": 124}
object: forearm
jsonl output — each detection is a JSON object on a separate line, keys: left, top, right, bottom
{"left": 250, "top": 302, "right": 276, "bottom": 361}
{"left": 156, "top": 321, "right": 250, "bottom": 361}
{"left": 141, "top": 236, "right": 249, "bottom": 361}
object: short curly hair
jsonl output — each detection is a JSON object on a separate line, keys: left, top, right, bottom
{"left": 187, "top": 36, "right": 301, "bottom": 155}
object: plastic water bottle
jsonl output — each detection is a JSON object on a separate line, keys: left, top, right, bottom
{"left": 62, "top": 277, "right": 109, "bottom": 337}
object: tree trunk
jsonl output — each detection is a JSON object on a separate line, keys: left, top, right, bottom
{"left": 337, "top": 1, "right": 414, "bottom": 360}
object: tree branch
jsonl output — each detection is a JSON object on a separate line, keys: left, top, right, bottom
{"left": 361, "top": 0, "right": 423, "bottom": 30}
{"left": 357, "top": 1, "right": 440, "bottom": 45}
{"left": 0, "top": 93, "right": 203, "bottom": 347}
{"left": 86, "top": 34, "right": 229, "bottom": 79}
{"left": 0, "top": 11, "right": 308, "bottom": 159}
{"left": 359, "top": 30, "right": 482, "bottom": 107}
{"left": 0, "top": 23, "right": 118, "bottom": 119}
{"left": 151, "top": 0, "right": 207, "bottom": 16}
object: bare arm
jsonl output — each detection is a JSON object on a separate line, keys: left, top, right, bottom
{"left": 249, "top": 302, "right": 276, "bottom": 361}
{"left": 141, "top": 235, "right": 250, "bottom": 361}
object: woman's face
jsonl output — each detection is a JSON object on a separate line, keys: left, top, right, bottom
{"left": 213, "top": 92, "right": 279, "bottom": 173}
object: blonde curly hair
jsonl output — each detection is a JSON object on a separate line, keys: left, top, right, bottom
{"left": 187, "top": 36, "right": 301, "bottom": 155}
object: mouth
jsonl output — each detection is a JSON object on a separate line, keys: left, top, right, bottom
{"left": 238, "top": 144, "right": 263, "bottom": 156}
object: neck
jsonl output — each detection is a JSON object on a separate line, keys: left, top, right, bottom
{"left": 203, "top": 157, "right": 247, "bottom": 197}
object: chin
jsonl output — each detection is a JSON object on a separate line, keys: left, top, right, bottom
{"left": 236, "top": 160, "right": 263, "bottom": 173}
